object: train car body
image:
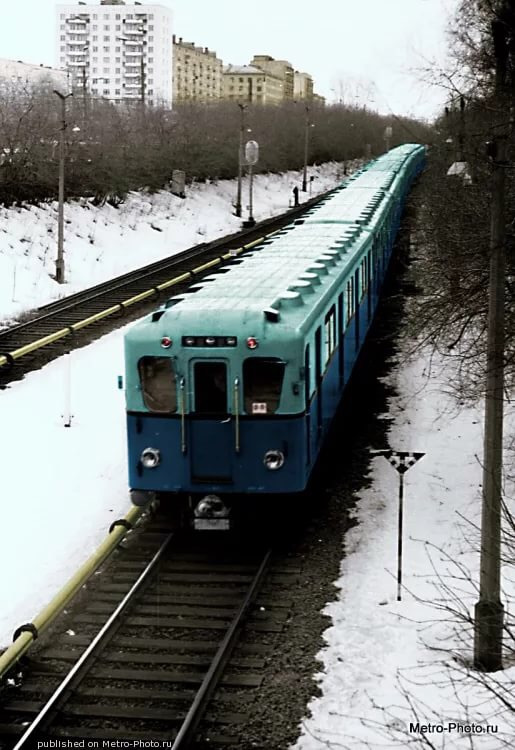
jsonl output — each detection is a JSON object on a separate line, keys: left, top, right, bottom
{"left": 124, "top": 144, "right": 425, "bottom": 527}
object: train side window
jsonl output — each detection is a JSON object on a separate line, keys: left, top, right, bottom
{"left": 346, "top": 277, "right": 355, "bottom": 324}
{"left": 324, "top": 305, "right": 336, "bottom": 365}
{"left": 361, "top": 256, "right": 369, "bottom": 298}
{"left": 243, "top": 357, "right": 285, "bottom": 414}
{"left": 138, "top": 356, "right": 177, "bottom": 413}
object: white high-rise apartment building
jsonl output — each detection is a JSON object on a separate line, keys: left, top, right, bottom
{"left": 55, "top": 1, "right": 172, "bottom": 107}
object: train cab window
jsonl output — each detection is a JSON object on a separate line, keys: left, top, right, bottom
{"left": 194, "top": 362, "right": 227, "bottom": 415}
{"left": 138, "top": 356, "right": 177, "bottom": 413}
{"left": 243, "top": 357, "right": 285, "bottom": 415}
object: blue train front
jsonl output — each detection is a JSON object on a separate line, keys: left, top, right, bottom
{"left": 124, "top": 144, "right": 425, "bottom": 528}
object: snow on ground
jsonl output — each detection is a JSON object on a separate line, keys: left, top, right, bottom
{"left": 0, "top": 162, "right": 347, "bottom": 325}
{"left": 1, "top": 162, "right": 513, "bottom": 748}
{"left": 292, "top": 349, "right": 515, "bottom": 748}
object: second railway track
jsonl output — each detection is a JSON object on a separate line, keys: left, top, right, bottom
{"left": 0, "top": 193, "right": 333, "bottom": 388}
{"left": 0, "top": 517, "right": 299, "bottom": 748}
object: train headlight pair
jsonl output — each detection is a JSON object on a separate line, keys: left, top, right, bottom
{"left": 263, "top": 450, "right": 285, "bottom": 470}
{"left": 141, "top": 447, "right": 160, "bottom": 468}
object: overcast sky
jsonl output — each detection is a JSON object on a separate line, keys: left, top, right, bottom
{"left": 1, "top": 0, "right": 458, "bottom": 120}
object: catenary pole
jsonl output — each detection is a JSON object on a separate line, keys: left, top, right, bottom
{"left": 473, "top": 13, "right": 509, "bottom": 672}
{"left": 53, "top": 90, "right": 73, "bottom": 285}
{"left": 235, "top": 103, "right": 246, "bottom": 217}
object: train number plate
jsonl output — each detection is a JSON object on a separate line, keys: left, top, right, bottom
{"left": 194, "top": 518, "right": 231, "bottom": 531}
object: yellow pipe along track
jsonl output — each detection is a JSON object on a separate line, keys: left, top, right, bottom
{"left": 0, "top": 505, "right": 144, "bottom": 680}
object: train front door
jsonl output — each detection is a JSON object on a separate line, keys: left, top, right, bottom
{"left": 189, "top": 360, "right": 233, "bottom": 483}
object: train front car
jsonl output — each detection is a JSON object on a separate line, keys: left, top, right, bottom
{"left": 124, "top": 144, "right": 425, "bottom": 529}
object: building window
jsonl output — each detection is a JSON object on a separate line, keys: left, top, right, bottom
{"left": 116, "top": 14, "right": 120, "bottom": 20}
{"left": 92, "top": 35, "right": 98, "bottom": 41}
{"left": 115, "top": 89, "right": 120, "bottom": 95}
{"left": 104, "top": 36, "right": 109, "bottom": 42}
{"left": 115, "top": 68, "right": 120, "bottom": 74}
{"left": 92, "top": 46, "right": 98, "bottom": 52}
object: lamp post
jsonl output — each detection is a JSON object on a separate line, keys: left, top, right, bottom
{"left": 302, "top": 104, "right": 311, "bottom": 192}
{"left": 235, "top": 103, "right": 246, "bottom": 217}
{"left": 53, "top": 89, "right": 73, "bottom": 284}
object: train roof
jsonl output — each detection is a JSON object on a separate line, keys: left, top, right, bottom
{"left": 127, "top": 144, "right": 424, "bottom": 339}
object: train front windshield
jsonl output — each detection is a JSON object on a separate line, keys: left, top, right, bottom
{"left": 243, "top": 358, "right": 285, "bottom": 414}
{"left": 138, "top": 356, "right": 176, "bottom": 413}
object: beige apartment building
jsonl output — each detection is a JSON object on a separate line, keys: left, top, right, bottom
{"left": 222, "top": 64, "right": 284, "bottom": 104}
{"left": 172, "top": 35, "right": 222, "bottom": 102}
{"left": 293, "top": 70, "right": 313, "bottom": 100}
{"left": 250, "top": 55, "right": 294, "bottom": 99}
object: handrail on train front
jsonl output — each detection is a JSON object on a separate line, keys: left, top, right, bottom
{"left": 233, "top": 377, "right": 240, "bottom": 453}
{"left": 179, "top": 377, "right": 187, "bottom": 454}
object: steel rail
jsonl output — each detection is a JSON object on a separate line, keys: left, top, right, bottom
{"left": 11, "top": 531, "right": 175, "bottom": 749}
{"left": 172, "top": 548, "right": 272, "bottom": 749}
{"left": 0, "top": 236, "right": 265, "bottom": 370}
{"left": 0, "top": 505, "right": 145, "bottom": 681}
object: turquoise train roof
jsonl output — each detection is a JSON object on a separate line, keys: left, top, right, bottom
{"left": 126, "top": 144, "right": 424, "bottom": 341}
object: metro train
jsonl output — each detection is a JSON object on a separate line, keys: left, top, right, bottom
{"left": 123, "top": 143, "right": 425, "bottom": 529}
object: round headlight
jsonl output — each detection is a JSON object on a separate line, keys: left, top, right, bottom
{"left": 263, "top": 449, "right": 285, "bottom": 470}
{"left": 141, "top": 447, "right": 160, "bottom": 468}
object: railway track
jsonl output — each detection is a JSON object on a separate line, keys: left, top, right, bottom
{"left": 0, "top": 518, "right": 298, "bottom": 748}
{"left": 0, "top": 192, "right": 333, "bottom": 388}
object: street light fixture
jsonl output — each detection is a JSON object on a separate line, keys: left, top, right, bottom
{"left": 53, "top": 89, "right": 73, "bottom": 284}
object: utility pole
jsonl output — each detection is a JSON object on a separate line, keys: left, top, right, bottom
{"left": 53, "top": 89, "right": 73, "bottom": 284}
{"left": 302, "top": 104, "right": 310, "bottom": 191}
{"left": 473, "top": 14, "right": 509, "bottom": 673}
{"left": 235, "top": 103, "right": 246, "bottom": 217}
